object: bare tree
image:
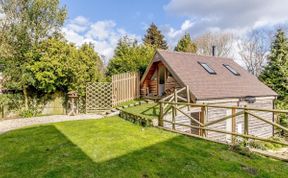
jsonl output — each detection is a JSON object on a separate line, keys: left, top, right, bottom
{"left": 194, "top": 32, "right": 235, "bottom": 57}
{"left": 238, "top": 30, "right": 270, "bottom": 76}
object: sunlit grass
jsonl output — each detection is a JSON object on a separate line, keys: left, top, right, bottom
{"left": 116, "top": 99, "right": 144, "bottom": 107}
{"left": 1, "top": 116, "right": 288, "bottom": 178}
{"left": 122, "top": 103, "right": 160, "bottom": 119}
{"left": 54, "top": 117, "right": 174, "bottom": 163}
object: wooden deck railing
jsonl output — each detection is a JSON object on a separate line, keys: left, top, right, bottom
{"left": 159, "top": 86, "right": 190, "bottom": 117}
{"left": 158, "top": 87, "right": 288, "bottom": 146}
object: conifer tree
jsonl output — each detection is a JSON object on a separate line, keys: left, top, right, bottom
{"left": 259, "top": 29, "right": 288, "bottom": 128}
{"left": 174, "top": 33, "right": 197, "bottom": 53}
{"left": 107, "top": 37, "right": 154, "bottom": 76}
{"left": 143, "top": 23, "right": 168, "bottom": 49}
{"left": 259, "top": 29, "right": 288, "bottom": 100}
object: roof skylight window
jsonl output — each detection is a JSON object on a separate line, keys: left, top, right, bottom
{"left": 198, "top": 62, "right": 216, "bottom": 74}
{"left": 223, "top": 64, "right": 240, "bottom": 76}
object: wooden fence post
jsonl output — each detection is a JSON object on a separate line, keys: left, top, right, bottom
{"left": 186, "top": 85, "right": 190, "bottom": 111}
{"left": 171, "top": 88, "right": 178, "bottom": 130}
{"left": 159, "top": 102, "right": 164, "bottom": 127}
{"left": 200, "top": 105, "right": 206, "bottom": 137}
{"left": 231, "top": 108, "right": 236, "bottom": 144}
{"left": 1, "top": 105, "right": 4, "bottom": 119}
{"left": 85, "top": 85, "right": 88, "bottom": 114}
{"left": 172, "top": 104, "right": 176, "bottom": 130}
{"left": 174, "top": 88, "right": 178, "bottom": 116}
{"left": 244, "top": 106, "right": 249, "bottom": 136}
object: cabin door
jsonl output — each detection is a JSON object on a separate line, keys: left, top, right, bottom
{"left": 158, "top": 66, "right": 165, "bottom": 96}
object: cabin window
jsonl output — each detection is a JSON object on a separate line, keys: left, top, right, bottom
{"left": 223, "top": 64, "right": 240, "bottom": 76}
{"left": 198, "top": 62, "right": 216, "bottom": 74}
{"left": 166, "top": 71, "right": 173, "bottom": 81}
{"left": 167, "top": 71, "right": 173, "bottom": 77}
{"left": 151, "top": 71, "right": 157, "bottom": 80}
{"left": 159, "top": 67, "right": 165, "bottom": 84}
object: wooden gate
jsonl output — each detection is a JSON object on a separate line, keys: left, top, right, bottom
{"left": 86, "top": 82, "right": 112, "bottom": 113}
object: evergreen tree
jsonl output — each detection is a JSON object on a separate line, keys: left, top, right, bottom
{"left": 259, "top": 29, "right": 288, "bottom": 128}
{"left": 143, "top": 23, "right": 168, "bottom": 49}
{"left": 26, "top": 38, "right": 104, "bottom": 95}
{"left": 174, "top": 33, "right": 197, "bottom": 53}
{"left": 259, "top": 29, "right": 288, "bottom": 100}
{"left": 107, "top": 36, "right": 154, "bottom": 76}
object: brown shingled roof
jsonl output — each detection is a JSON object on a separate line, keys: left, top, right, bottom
{"left": 151, "top": 50, "right": 277, "bottom": 100}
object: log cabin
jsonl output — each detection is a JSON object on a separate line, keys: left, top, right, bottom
{"left": 140, "top": 50, "right": 278, "bottom": 142}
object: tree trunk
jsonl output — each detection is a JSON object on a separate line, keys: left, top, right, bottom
{"left": 23, "top": 87, "right": 29, "bottom": 110}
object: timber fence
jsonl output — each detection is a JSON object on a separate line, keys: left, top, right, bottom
{"left": 86, "top": 72, "right": 140, "bottom": 112}
{"left": 112, "top": 72, "right": 140, "bottom": 106}
{"left": 158, "top": 86, "right": 288, "bottom": 146}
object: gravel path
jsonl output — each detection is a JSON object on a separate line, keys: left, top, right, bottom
{"left": 0, "top": 112, "right": 119, "bottom": 134}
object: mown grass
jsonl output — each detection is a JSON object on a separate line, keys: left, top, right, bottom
{"left": 1, "top": 117, "right": 288, "bottom": 178}
{"left": 122, "top": 103, "right": 160, "bottom": 120}
{"left": 116, "top": 98, "right": 144, "bottom": 107}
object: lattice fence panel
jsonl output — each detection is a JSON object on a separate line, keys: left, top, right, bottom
{"left": 77, "top": 96, "right": 86, "bottom": 114}
{"left": 86, "top": 82, "right": 112, "bottom": 112}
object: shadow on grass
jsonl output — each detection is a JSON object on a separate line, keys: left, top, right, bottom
{"left": 1, "top": 124, "right": 288, "bottom": 178}
{"left": 140, "top": 104, "right": 160, "bottom": 118}
{"left": 0, "top": 125, "right": 99, "bottom": 178}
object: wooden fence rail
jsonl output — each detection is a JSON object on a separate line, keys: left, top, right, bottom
{"left": 158, "top": 86, "right": 288, "bottom": 146}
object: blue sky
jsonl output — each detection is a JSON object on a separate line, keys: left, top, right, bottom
{"left": 61, "top": 0, "right": 184, "bottom": 35}
{"left": 60, "top": 0, "right": 288, "bottom": 60}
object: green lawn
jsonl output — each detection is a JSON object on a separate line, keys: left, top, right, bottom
{"left": 116, "top": 98, "right": 144, "bottom": 107}
{"left": 1, "top": 117, "right": 288, "bottom": 178}
{"left": 122, "top": 103, "right": 160, "bottom": 119}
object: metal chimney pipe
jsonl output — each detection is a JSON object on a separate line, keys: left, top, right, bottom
{"left": 212, "top": 45, "right": 216, "bottom": 56}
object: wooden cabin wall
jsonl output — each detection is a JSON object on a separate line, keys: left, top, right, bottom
{"left": 163, "top": 70, "right": 182, "bottom": 95}
{"left": 149, "top": 80, "right": 158, "bottom": 96}
{"left": 165, "top": 76, "right": 181, "bottom": 91}
{"left": 140, "top": 61, "right": 182, "bottom": 97}
{"left": 140, "top": 62, "right": 158, "bottom": 96}
{"left": 140, "top": 79, "right": 158, "bottom": 96}
{"left": 140, "top": 81, "right": 148, "bottom": 96}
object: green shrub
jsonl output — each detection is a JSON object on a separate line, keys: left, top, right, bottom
{"left": 229, "top": 143, "right": 254, "bottom": 158}
{"left": 19, "top": 109, "right": 35, "bottom": 118}
{"left": 275, "top": 100, "right": 288, "bottom": 137}
{"left": 19, "top": 106, "right": 40, "bottom": 118}
{"left": 248, "top": 140, "right": 267, "bottom": 150}
{"left": 247, "top": 137, "right": 285, "bottom": 150}
{"left": 119, "top": 110, "right": 153, "bottom": 127}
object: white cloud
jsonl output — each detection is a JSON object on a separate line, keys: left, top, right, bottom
{"left": 62, "top": 16, "right": 140, "bottom": 60}
{"left": 85, "top": 20, "right": 116, "bottom": 40}
{"left": 161, "top": 0, "right": 288, "bottom": 56}
{"left": 167, "top": 20, "right": 193, "bottom": 38}
{"left": 160, "top": 19, "right": 195, "bottom": 48}
{"left": 164, "top": 0, "right": 288, "bottom": 31}
{"left": 62, "top": 27, "right": 84, "bottom": 45}
{"left": 66, "top": 16, "right": 90, "bottom": 33}
{"left": 0, "top": 5, "right": 3, "bottom": 19}
{"left": 0, "top": 13, "right": 4, "bottom": 19}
